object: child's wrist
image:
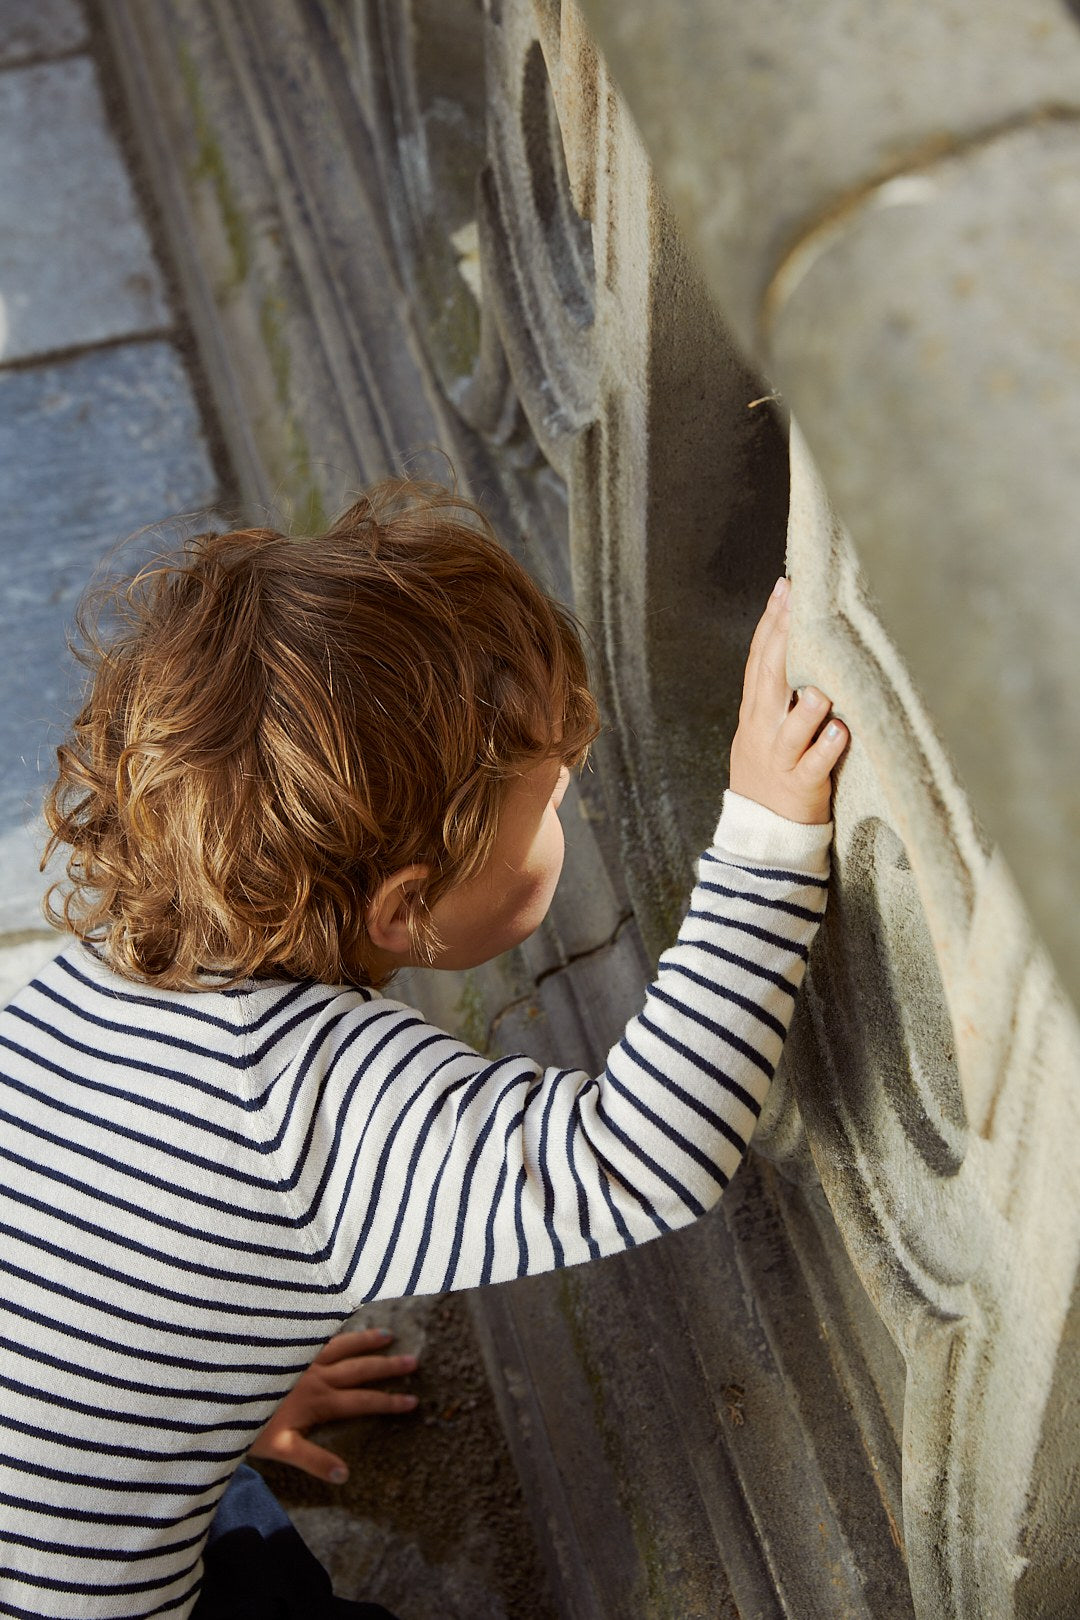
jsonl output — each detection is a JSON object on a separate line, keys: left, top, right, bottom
{"left": 712, "top": 791, "right": 832, "bottom": 874}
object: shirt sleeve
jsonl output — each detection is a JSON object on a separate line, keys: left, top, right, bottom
{"left": 284, "top": 793, "right": 832, "bottom": 1307}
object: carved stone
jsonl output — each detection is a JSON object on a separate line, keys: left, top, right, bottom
{"left": 581, "top": 0, "right": 1080, "bottom": 1023}
{"left": 97, "top": 1, "right": 1080, "bottom": 1614}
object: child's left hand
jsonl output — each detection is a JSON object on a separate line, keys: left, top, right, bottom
{"left": 249, "top": 1328, "right": 419, "bottom": 1484}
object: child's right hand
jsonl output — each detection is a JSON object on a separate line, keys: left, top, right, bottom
{"left": 728, "top": 578, "right": 848, "bottom": 825}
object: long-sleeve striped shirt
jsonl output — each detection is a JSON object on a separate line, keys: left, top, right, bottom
{"left": 0, "top": 793, "right": 830, "bottom": 1619}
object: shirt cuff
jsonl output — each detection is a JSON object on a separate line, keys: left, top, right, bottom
{"left": 710, "top": 791, "right": 832, "bottom": 875}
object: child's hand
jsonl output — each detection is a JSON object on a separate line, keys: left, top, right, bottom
{"left": 249, "top": 1329, "right": 419, "bottom": 1485}
{"left": 728, "top": 578, "right": 848, "bottom": 825}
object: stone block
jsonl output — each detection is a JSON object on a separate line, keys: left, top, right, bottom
{"left": 0, "top": 340, "right": 218, "bottom": 931}
{"left": 0, "top": 0, "right": 87, "bottom": 66}
{"left": 0, "top": 55, "right": 168, "bottom": 363}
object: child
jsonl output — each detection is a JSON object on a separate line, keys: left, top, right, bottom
{"left": 0, "top": 478, "right": 847, "bottom": 1618}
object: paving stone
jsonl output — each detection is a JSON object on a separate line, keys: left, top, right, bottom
{"left": 0, "top": 339, "right": 218, "bottom": 931}
{"left": 0, "top": 54, "right": 168, "bottom": 362}
{"left": 0, "top": 0, "right": 88, "bottom": 66}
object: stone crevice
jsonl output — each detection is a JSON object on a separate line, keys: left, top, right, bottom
{"left": 485, "top": 908, "right": 635, "bottom": 1050}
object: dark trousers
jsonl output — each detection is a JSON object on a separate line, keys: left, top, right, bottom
{"left": 191, "top": 1464, "right": 399, "bottom": 1620}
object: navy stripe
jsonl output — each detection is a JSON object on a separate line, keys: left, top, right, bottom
{"left": 0, "top": 1483, "right": 220, "bottom": 1531}
{"left": 672, "top": 932, "right": 799, "bottom": 997}
{"left": 441, "top": 1068, "right": 530, "bottom": 1291}
{"left": 277, "top": 1014, "right": 466, "bottom": 1271}
{"left": 44, "top": 965, "right": 347, "bottom": 1070}
{"left": 572, "top": 1079, "right": 636, "bottom": 1252}
{"left": 325, "top": 1038, "right": 476, "bottom": 1296}
{"left": 644, "top": 983, "right": 774, "bottom": 1081}
{"left": 1, "top": 1290, "right": 311, "bottom": 1378}
{"left": 662, "top": 960, "right": 787, "bottom": 1041}
{"left": 0, "top": 1551, "right": 200, "bottom": 1598}
{"left": 686, "top": 907, "right": 810, "bottom": 962}
{"left": 634, "top": 1012, "right": 760, "bottom": 1121}
{"left": 598, "top": 1080, "right": 708, "bottom": 1210}
{"left": 0, "top": 1211, "right": 344, "bottom": 1321}
{"left": 0, "top": 1250, "right": 327, "bottom": 1349}
{"left": 0, "top": 1168, "right": 334, "bottom": 1282}
{"left": 0, "top": 1329, "right": 291, "bottom": 1407}
{"left": 0, "top": 1520, "right": 205, "bottom": 1563}
{"left": 0, "top": 1582, "right": 198, "bottom": 1620}
{"left": 564, "top": 1104, "right": 600, "bottom": 1261}
{"left": 0, "top": 1448, "right": 223, "bottom": 1498}
{"left": 0, "top": 999, "right": 400, "bottom": 1193}
{"left": 0, "top": 1368, "right": 265, "bottom": 1437}
{"left": 701, "top": 851, "right": 829, "bottom": 889}
{"left": 335, "top": 1047, "right": 473, "bottom": 1301}
{"left": 622, "top": 1023, "right": 759, "bottom": 1128}
{"left": 0, "top": 1019, "right": 455, "bottom": 1263}
{"left": 480, "top": 1098, "right": 534, "bottom": 1286}
{"left": 0, "top": 1410, "right": 247, "bottom": 1468}
{"left": 513, "top": 1164, "right": 530, "bottom": 1275}
{"left": 537, "top": 1073, "right": 568, "bottom": 1269}
{"left": 58, "top": 950, "right": 328, "bottom": 1032}
{"left": 697, "top": 878, "right": 822, "bottom": 925}
{"left": 589, "top": 1098, "right": 679, "bottom": 1228}
{"left": 395, "top": 1057, "right": 526, "bottom": 1299}
{"left": 479, "top": 1128, "right": 514, "bottom": 1287}
{"left": 611, "top": 1039, "right": 745, "bottom": 1179}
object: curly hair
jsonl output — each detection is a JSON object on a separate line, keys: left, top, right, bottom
{"left": 43, "top": 478, "right": 599, "bottom": 990}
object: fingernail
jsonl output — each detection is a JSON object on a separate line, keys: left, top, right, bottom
{"left": 375, "top": 1328, "right": 393, "bottom": 1341}
{"left": 802, "top": 687, "right": 825, "bottom": 710}
{"left": 402, "top": 1395, "right": 419, "bottom": 1409}
{"left": 399, "top": 1354, "right": 418, "bottom": 1371}
{"left": 330, "top": 1465, "right": 348, "bottom": 1485}
{"left": 826, "top": 721, "right": 843, "bottom": 740}
{"left": 771, "top": 576, "right": 788, "bottom": 599}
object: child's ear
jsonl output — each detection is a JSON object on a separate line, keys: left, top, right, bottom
{"left": 366, "top": 865, "right": 431, "bottom": 959}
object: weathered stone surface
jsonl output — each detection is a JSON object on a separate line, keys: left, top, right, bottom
{"left": 0, "top": 0, "right": 87, "bottom": 66}
{"left": 269, "top": 1292, "right": 558, "bottom": 1620}
{"left": 580, "top": 0, "right": 1080, "bottom": 345}
{"left": 92, "top": 1, "right": 1080, "bottom": 1616}
{"left": 769, "top": 125, "right": 1080, "bottom": 994}
{"left": 777, "top": 426, "right": 1080, "bottom": 1619}
{"left": 0, "top": 55, "right": 168, "bottom": 362}
{"left": 0, "top": 341, "right": 218, "bottom": 932}
{"left": 580, "top": 0, "right": 1080, "bottom": 1023}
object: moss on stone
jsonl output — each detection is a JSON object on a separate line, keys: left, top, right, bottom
{"left": 413, "top": 240, "right": 481, "bottom": 392}
{"left": 256, "top": 290, "right": 328, "bottom": 532}
{"left": 178, "top": 42, "right": 251, "bottom": 289}
{"left": 258, "top": 289, "right": 291, "bottom": 407}
{"left": 285, "top": 418, "right": 329, "bottom": 534}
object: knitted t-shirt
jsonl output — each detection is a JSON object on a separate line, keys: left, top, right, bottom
{"left": 0, "top": 794, "right": 830, "bottom": 1619}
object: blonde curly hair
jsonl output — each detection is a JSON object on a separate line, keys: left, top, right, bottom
{"left": 44, "top": 478, "right": 598, "bottom": 990}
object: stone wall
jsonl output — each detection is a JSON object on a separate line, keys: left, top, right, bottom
{"left": 98, "top": 2, "right": 1080, "bottom": 1614}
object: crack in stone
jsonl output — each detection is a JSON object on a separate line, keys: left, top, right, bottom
{"left": 485, "top": 909, "right": 636, "bottom": 1049}
{"left": 759, "top": 102, "right": 1080, "bottom": 342}
{"left": 0, "top": 327, "right": 177, "bottom": 376}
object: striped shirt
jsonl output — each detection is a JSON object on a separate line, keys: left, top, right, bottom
{"left": 0, "top": 793, "right": 830, "bottom": 1618}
